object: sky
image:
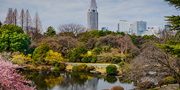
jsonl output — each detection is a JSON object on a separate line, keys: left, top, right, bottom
{"left": 0, "top": 0, "right": 179, "bottom": 32}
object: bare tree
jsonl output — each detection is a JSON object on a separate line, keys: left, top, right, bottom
{"left": 58, "top": 23, "right": 87, "bottom": 36}
{"left": 4, "top": 8, "right": 13, "bottom": 25}
{"left": 32, "top": 12, "right": 42, "bottom": 40}
{"left": 24, "top": 10, "right": 32, "bottom": 35}
{"left": 116, "top": 34, "right": 139, "bottom": 55}
{"left": 126, "top": 43, "right": 180, "bottom": 85}
{"left": 19, "top": 9, "right": 25, "bottom": 30}
{"left": 12, "top": 8, "right": 18, "bottom": 26}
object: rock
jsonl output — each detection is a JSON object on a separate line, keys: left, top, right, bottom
{"left": 110, "top": 86, "right": 124, "bottom": 90}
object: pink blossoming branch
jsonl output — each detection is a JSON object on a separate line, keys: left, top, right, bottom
{"left": 0, "top": 55, "right": 35, "bottom": 90}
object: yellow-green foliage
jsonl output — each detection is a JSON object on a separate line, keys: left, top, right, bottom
{"left": 44, "top": 50, "right": 63, "bottom": 64}
{"left": 44, "top": 76, "right": 63, "bottom": 88}
{"left": 12, "top": 54, "right": 33, "bottom": 66}
{"left": 163, "top": 76, "right": 177, "bottom": 84}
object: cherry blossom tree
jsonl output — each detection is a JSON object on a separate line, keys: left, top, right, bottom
{"left": 0, "top": 55, "right": 35, "bottom": 90}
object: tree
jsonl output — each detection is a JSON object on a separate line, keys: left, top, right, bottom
{"left": 126, "top": 43, "right": 180, "bottom": 85}
{"left": 24, "top": 10, "right": 32, "bottom": 35}
{"left": 165, "top": 0, "right": 180, "bottom": 30}
{"left": 19, "top": 9, "right": 25, "bottom": 30}
{"left": 0, "top": 56, "right": 35, "bottom": 90}
{"left": 165, "top": 0, "right": 180, "bottom": 10}
{"left": 32, "top": 12, "right": 42, "bottom": 40}
{"left": 4, "top": 8, "right": 13, "bottom": 25}
{"left": 0, "top": 21, "right": 2, "bottom": 28}
{"left": 0, "top": 25, "right": 31, "bottom": 53}
{"left": 12, "top": 8, "right": 18, "bottom": 26}
{"left": 32, "top": 40, "right": 50, "bottom": 65}
{"left": 44, "top": 26, "right": 56, "bottom": 37}
{"left": 58, "top": 23, "right": 87, "bottom": 36}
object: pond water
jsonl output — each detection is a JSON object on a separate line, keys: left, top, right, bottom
{"left": 22, "top": 71, "right": 135, "bottom": 90}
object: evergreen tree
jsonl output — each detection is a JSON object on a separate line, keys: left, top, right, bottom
{"left": 165, "top": 0, "right": 180, "bottom": 30}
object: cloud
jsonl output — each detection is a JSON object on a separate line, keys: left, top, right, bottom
{"left": 0, "top": 0, "right": 179, "bottom": 32}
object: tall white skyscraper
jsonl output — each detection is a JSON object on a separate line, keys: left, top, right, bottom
{"left": 87, "top": 0, "right": 98, "bottom": 30}
{"left": 117, "top": 20, "right": 131, "bottom": 34}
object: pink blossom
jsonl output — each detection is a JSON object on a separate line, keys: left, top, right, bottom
{"left": 0, "top": 55, "right": 35, "bottom": 90}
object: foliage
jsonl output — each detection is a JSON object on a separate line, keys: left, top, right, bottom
{"left": 67, "top": 45, "right": 87, "bottom": 62}
{"left": 44, "top": 26, "right": 56, "bottom": 37}
{"left": 0, "top": 25, "right": 31, "bottom": 52}
{"left": 164, "top": 0, "right": 180, "bottom": 30}
{"left": 105, "top": 75, "right": 117, "bottom": 84}
{"left": 32, "top": 40, "right": 50, "bottom": 65}
{"left": 12, "top": 54, "right": 33, "bottom": 66}
{"left": 118, "top": 61, "right": 129, "bottom": 74}
{"left": 155, "top": 43, "right": 180, "bottom": 57}
{"left": 72, "top": 66, "right": 78, "bottom": 72}
{"left": 106, "top": 64, "right": 117, "bottom": 75}
{"left": 137, "top": 81, "right": 154, "bottom": 89}
{"left": 44, "top": 50, "right": 63, "bottom": 65}
{"left": 78, "top": 64, "right": 87, "bottom": 72}
{"left": 163, "top": 76, "right": 177, "bottom": 84}
{"left": 165, "top": 15, "right": 180, "bottom": 30}
{"left": 165, "top": 0, "right": 180, "bottom": 10}
{"left": 44, "top": 76, "right": 63, "bottom": 88}
{"left": 0, "top": 57, "right": 35, "bottom": 90}
{"left": 59, "top": 63, "right": 66, "bottom": 70}
{"left": 93, "top": 47, "right": 102, "bottom": 55}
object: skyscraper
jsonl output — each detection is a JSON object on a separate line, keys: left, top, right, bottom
{"left": 117, "top": 20, "right": 131, "bottom": 34}
{"left": 133, "top": 21, "right": 147, "bottom": 36}
{"left": 87, "top": 0, "right": 98, "bottom": 30}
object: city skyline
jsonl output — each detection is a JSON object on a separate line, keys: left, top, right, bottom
{"left": 0, "top": 0, "right": 179, "bottom": 32}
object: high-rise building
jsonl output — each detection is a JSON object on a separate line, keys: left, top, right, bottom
{"left": 117, "top": 20, "right": 131, "bottom": 34}
{"left": 133, "top": 21, "right": 147, "bottom": 36}
{"left": 87, "top": 0, "right": 98, "bottom": 31}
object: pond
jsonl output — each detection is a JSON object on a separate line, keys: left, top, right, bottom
{"left": 22, "top": 71, "right": 135, "bottom": 90}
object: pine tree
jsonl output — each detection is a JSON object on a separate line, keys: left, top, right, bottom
{"left": 165, "top": 0, "right": 180, "bottom": 30}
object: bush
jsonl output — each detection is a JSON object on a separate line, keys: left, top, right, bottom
{"left": 78, "top": 64, "right": 87, "bottom": 72}
{"left": 106, "top": 65, "right": 117, "bottom": 75}
{"left": 86, "top": 67, "right": 90, "bottom": 72}
{"left": 67, "top": 45, "right": 87, "bottom": 62}
{"left": 158, "top": 80, "right": 164, "bottom": 87}
{"left": 138, "top": 81, "right": 154, "bottom": 89}
{"left": 72, "top": 66, "right": 78, "bottom": 72}
{"left": 59, "top": 63, "right": 66, "bottom": 70}
{"left": 106, "top": 75, "right": 117, "bottom": 84}
{"left": 163, "top": 76, "right": 177, "bottom": 85}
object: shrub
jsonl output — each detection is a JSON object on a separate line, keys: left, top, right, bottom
{"left": 106, "top": 65, "right": 117, "bottom": 75}
{"left": 32, "top": 40, "right": 50, "bottom": 65}
{"left": 86, "top": 67, "right": 90, "bottom": 72}
{"left": 59, "top": 63, "right": 66, "bottom": 70}
{"left": 163, "top": 76, "right": 177, "bottom": 85}
{"left": 138, "top": 81, "right": 154, "bottom": 89}
{"left": 82, "top": 56, "right": 92, "bottom": 63}
{"left": 72, "top": 66, "right": 78, "bottom": 72}
{"left": 106, "top": 75, "right": 118, "bottom": 84}
{"left": 110, "top": 86, "right": 124, "bottom": 90}
{"left": 89, "top": 66, "right": 95, "bottom": 70}
{"left": 67, "top": 45, "right": 87, "bottom": 62}
{"left": 78, "top": 64, "right": 87, "bottom": 72}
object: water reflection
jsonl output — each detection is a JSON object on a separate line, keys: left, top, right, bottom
{"left": 22, "top": 71, "right": 135, "bottom": 90}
